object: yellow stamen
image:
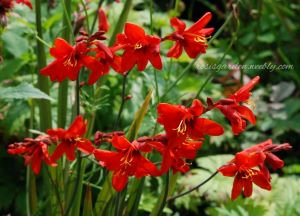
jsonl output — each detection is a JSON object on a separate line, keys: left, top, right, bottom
{"left": 194, "top": 35, "right": 207, "bottom": 43}
{"left": 173, "top": 120, "right": 187, "bottom": 135}
{"left": 134, "top": 43, "right": 143, "bottom": 50}
{"left": 63, "top": 55, "right": 77, "bottom": 67}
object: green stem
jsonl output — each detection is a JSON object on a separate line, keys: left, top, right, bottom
{"left": 90, "top": 0, "right": 105, "bottom": 33}
{"left": 167, "top": 171, "right": 218, "bottom": 202}
{"left": 57, "top": 0, "right": 71, "bottom": 129}
{"left": 80, "top": 0, "right": 90, "bottom": 34}
{"left": 150, "top": 171, "right": 170, "bottom": 216}
{"left": 109, "top": 0, "right": 133, "bottom": 46}
{"left": 35, "top": 0, "right": 52, "bottom": 131}
{"left": 114, "top": 71, "right": 130, "bottom": 130}
{"left": 26, "top": 167, "right": 37, "bottom": 216}
{"left": 46, "top": 168, "right": 64, "bottom": 215}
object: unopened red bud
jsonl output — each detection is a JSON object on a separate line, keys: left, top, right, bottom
{"left": 124, "top": 95, "right": 132, "bottom": 101}
{"left": 79, "top": 30, "right": 88, "bottom": 36}
{"left": 79, "top": 81, "right": 86, "bottom": 88}
{"left": 219, "top": 98, "right": 235, "bottom": 105}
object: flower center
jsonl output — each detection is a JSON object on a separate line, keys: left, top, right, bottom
{"left": 240, "top": 168, "right": 256, "bottom": 179}
{"left": 120, "top": 149, "right": 134, "bottom": 168}
{"left": 173, "top": 120, "right": 187, "bottom": 135}
{"left": 63, "top": 54, "right": 78, "bottom": 67}
{"left": 134, "top": 43, "right": 143, "bottom": 50}
{"left": 194, "top": 35, "right": 207, "bottom": 43}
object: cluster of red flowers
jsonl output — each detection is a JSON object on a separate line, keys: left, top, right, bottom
{"left": 0, "top": 0, "right": 32, "bottom": 26}
{"left": 40, "top": 12, "right": 214, "bottom": 84}
{"left": 219, "top": 140, "right": 291, "bottom": 200}
{"left": 7, "top": 76, "right": 291, "bottom": 198}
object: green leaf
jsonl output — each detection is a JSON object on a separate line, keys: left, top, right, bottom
{"left": 0, "top": 83, "right": 54, "bottom": 101}
{"left": 257, "top": 33, "right": 276, "bottom": 44}
{"left": 2, "top": 31, "right": 29, "bottom": 58}
{"left": 127, "top": 89, "right": 153, "bottom": 141}
{"left": 82, "top": 186, "right": 93, "bottom": 216}
{"left": 0, "top": 59, "right": 27, "bottom": 81}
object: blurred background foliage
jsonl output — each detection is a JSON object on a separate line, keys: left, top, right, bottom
{"left": 0, "top": 0, "right": 299, "bottom": 215}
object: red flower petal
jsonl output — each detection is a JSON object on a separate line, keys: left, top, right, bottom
{"left": 98, "top": 8, "right": 109, "bottom": 32}
{"left": 31, "top": 150, "right": 42, "bottom": 174}
{"left": 218, "top": 163, "right": 238, "bottom": 177}
{"left": 192, "top": 118, "right": 224, "bottom": 136}
{"left": 51, "top": 142, "right": 67, "bottom": 162}
{"left": 67, "top": 115, "right": 86, "bottom": 137}
{"left": 112, "top": 172, "right": 128, "bottom": 191}
{"left": 112, "top": 136, "right": 131, "bottom": 150}
{"left": 149, "top": 53, "right": 162, "bottom": 70}
{"left": 65, "top": 143, "right": 76, "bottom": 161}
{"left": 231, "top": 175, "right": 243, "bottom": 200}
{"left": 189, "top": 99, "right": 204, "bottom": 116}
{"left": 124, "top": 23, "right": 145, "bottom": 44}
{"left": 235, "top": 105, "right": 256, "bottom": 124}
{"left": 266, "top": 152, "right": 284, "bottom": 170}
{"left": 135, "top": 155, "right": 159, "bottom": 177}
{"left": 233, "top": 76, "right": 260, "bottom": 102}
{"left": 50, "top": 38, "right": 74, "bottom": 59}
{"left": 77, "top": 139, "right": 94, "bottom": 154}
{"left": 167, "top": 42, "right": 183, "bottom": 58}
{"left": 170, "top": 17, "right": 186, "bottom": 32}
{"left": 243, "top": 178, "right": 253, "bottom": 197}
{"left": 252, "top": 172, "right": 271, "bottom": 190}
{"left": 93, "top": 149, "right": 121, "bottom": 171}
{"left": 186, "top": 12, "right": 212, "bottom": 33}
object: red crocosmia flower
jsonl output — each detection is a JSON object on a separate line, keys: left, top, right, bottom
{"left": 98, "top": 8, "right": 109, "bottom": 33}
{"left": 93, "top": 135, "right": 159, "bottom": 191}
{"left": 115, "top": 22, "right": 162, "bottom": 72}
{"left": 218, "top": 151, "right": 271, "bottom": 200}
{"left": 164, "top": 12, "right": 214, "bottom": 58}
{"left": 215, "top": 76, "right": 260, "bottom": 135}
{"left": 16, "top": 0, "right": 32, "bottom": 9}
{"left": 47, "top": 115, "right": 94, "bottom": 161}
{"left": 157, "top": 99, "right": 224, "bottom": 146}
{"left": 40, "top": 38, "right": 102, "bottom": 82}
{"left": 87, "top": 43, "right": 122, "bottom": 84}
{"left": 7, "top": 135, "right": 57, "bottom": 174}
{"left": 140, "top": 134, "right": 203, "bottom": 174}
{"left": 241, "top": 139, "right": 292, "bottom": 180}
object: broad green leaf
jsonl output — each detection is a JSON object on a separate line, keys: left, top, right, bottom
{"left": 0, "top": 59, "right": 27, "bottom": 81}
{"left": 0, "top": 83, "right": 54, "bottom": 101}
{"left": 2, "top": 31, "right": 29, "bottom": 58}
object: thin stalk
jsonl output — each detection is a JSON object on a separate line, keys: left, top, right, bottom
{"left": 150, "top": 171, "right": 170, "bottom": 216}
{"left": 64, "top": 79, "right": 81, "bottom": 216}
{"left": 90, "top": 0, "right": 105, "bottom": 33}
{"left": 80, "top": 0, "right": 90, "bottom": 34}
{"left": 26, "top": 167, "right": 37, "bottom": 216}
{"left": 113, "top": 71, "right": 130, "bottom": 130}
{"left": 168, "top": 171, "right": 218, "bottom": 202}
{"left": 57, "top": 0, "right": 71, "bottom": 129}
{"left": 46, "top": 168, "right": 64, "bottom": 216}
